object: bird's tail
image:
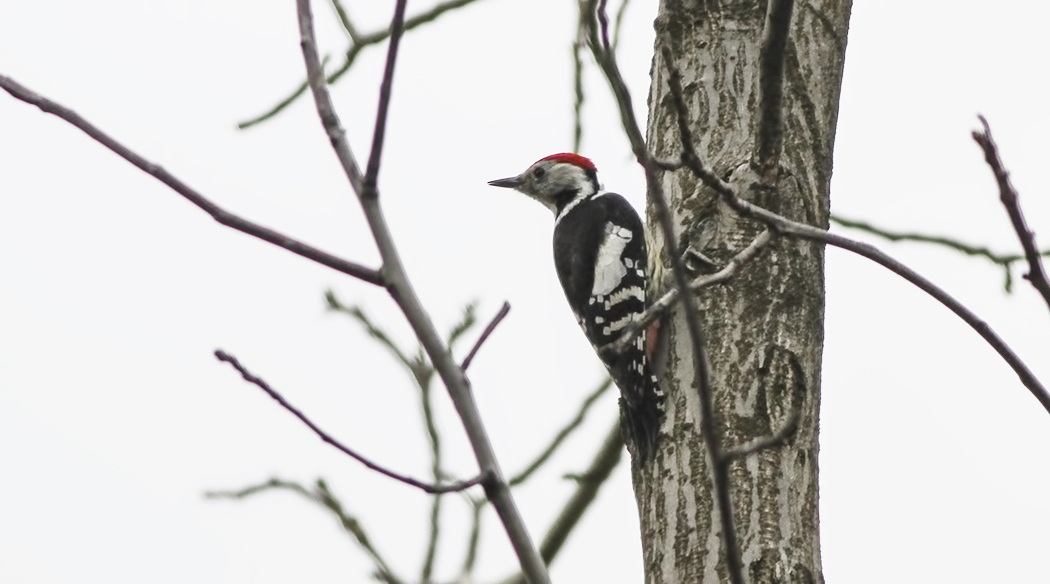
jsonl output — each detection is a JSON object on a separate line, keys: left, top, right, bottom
{"left": 615, "top": 361, "right": 664, "bottom": 463}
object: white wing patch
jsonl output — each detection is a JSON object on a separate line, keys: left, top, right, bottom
{"left": 591, "top": 222, "right": 632, "bottom": 296}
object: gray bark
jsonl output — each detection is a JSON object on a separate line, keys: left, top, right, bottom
{"left": 637, "top": 1, "right": 852, "bottom": 582}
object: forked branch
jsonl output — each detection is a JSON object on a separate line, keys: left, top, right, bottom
{"left": 239, "top": 0, "right": 482, "bottom": 129}
{"left": 295, "top": 1, "right": 548, "bottom": 581}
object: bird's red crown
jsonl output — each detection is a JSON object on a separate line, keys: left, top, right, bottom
{"left": 538, "top": 153, "right": 597, "bottom": 173}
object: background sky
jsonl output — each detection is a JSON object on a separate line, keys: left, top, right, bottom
{"left": 2, "top": 1, "right": 1049, "bottom": 582}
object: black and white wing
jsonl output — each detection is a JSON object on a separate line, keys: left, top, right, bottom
{"left": 552, "top": 193, "right": 663, "bottom": 460}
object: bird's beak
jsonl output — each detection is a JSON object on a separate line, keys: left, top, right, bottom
{"left": 488, "top": 176, "right": 522, "bottom": 189}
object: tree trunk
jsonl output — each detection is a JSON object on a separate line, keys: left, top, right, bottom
{"left": 637, "top": 1, "right": 851, "bottom": 582}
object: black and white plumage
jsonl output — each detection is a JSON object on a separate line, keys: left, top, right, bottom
{"left": 489, "top": 153, "right": 664, "bottom": 461}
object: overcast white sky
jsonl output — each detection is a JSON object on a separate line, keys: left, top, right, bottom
{"left": 2, "top": 1, "right": 1049, "bottom": 583}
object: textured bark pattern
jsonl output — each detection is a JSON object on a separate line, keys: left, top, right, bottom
{"left": 637, "top": 1, "right": 851, "bottom": 582}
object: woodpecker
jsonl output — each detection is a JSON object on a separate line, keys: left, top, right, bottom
{"left": 489, "top": 153, "right": 663, "bottom": 461}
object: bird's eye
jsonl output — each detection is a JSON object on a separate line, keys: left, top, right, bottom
{"left": 533, "top": 167, "right": 546, "bottom": 179}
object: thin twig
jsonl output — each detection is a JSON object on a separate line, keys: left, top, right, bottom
{"left": 328, "top": 0, "right": 361, "bottom": 42}
{"left": 446, "top": 301, "right": 480, "bottom": 351}
{"left": 325, "top": 291, "right": 416, "bottom": 369}
{"left": 205, "top": 477, "right": 315, "bottom": 501}
{"left": 460, "top": 301, "right": 511, "bottom": 370}
{"left": 611, "top": 0, "right": 631, "bottom": 52}
{"left": 295, "top": 3, "right": 548, "bottom": 581}
{"left": 658, "top": 52, "right": 1050, "bottom": 415}
{"left": 363, "top": 0, "right": 409, "bottom": 196}
{"left": 214, "top": 349, "right": 483, "bottom": 494}
{"left": 973, "top": 115, "right": 1050, "bottom": 313}
{"left": 419, "top": 379, "right": 443, "bottom": 583}
{"left": 831, "top": 215, "right": 1050, "bottom": 293}
{"left": 239, "top": 0, "right": 481, "bottom": 129}
{"left": 571, "top": 28, "right": 585, "bottom": 153}
{"left": 754, "top": 0, "right": 795, "bottom": 183}
{"left": 207, "top": 477, "right": 406, "bottom": 584}
{"left": 238, "top": 48, "right": 363, "bottom": 130}
{"left": 509, "top": 378, "right": 615, "bottom": 487}
{"left": 458, "top": 498, "right": 485, "bottom": 579}
{"left": 0, "top": 74, "right": 384, "bottom": 286}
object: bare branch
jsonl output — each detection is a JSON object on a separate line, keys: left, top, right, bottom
{"left": 460, "top": 301, "right": 511, "bottom": 370}
{"left": 0, "top": 74, "right": 384, "bottom": 286}
{"left": 972, "top": 116, "right": 1050, "bottom": 313}
{"left": 831, "top": 215, "right": 1050, "bottom": 293}
{"left": 238, "top": 49, "right": 361, "bottom": 130}
{"left": 240, "top": 0, "right": 481, "bottom": 129}
{"left": 297, "top": 7, "right": 365, "bottom": 192}
{"left": 754, "top": 0, "right": 795, "bottom": 183}
{"left": 363, "top": 0, "right": 409, "bottom": 196}
{"left": 296, "top": 3, "right": 548, "bottom": 581}
{"left": 214, "top": 349, "right": 482, "bottom": 494}
{"left": 509, "top": 378, "right": 615, "bottom": 487}
{"left": 206, "top": 477, "right": 406, "bottom": 584}
{"left": 658, "top": 52, "right": 1050, "bottom": 416}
